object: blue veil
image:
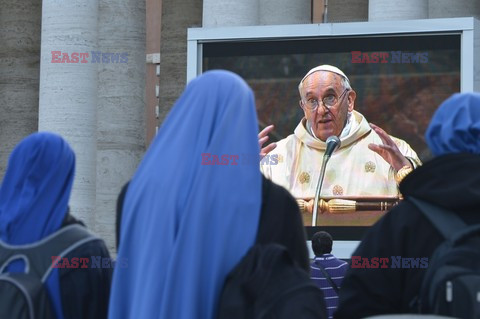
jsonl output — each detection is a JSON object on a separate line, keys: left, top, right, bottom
{"left": 426, "top": 92, "right": 480, "bottom": 156}
{"left": 0, "top": 132, "right": 75, "bottom": 319}
{"left": 109, "top": 70, "right": 262, "bottom": 319}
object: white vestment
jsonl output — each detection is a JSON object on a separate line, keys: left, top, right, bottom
{"left": 261, "top": 111, "right": 421, "bottom": 199}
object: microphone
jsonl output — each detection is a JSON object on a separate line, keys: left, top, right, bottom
{"left": 312, "top": 135, "right": 341, "bottom": 226}
{"left": 325, "top": 135, "right": 341, "bottom": 159}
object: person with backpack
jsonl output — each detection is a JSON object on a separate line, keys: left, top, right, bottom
{"left": 310, "top": 231, "right": 348, "bottom": 319}
{"left": 109, "top": 70, "right": 327, "bottom": 319}
{"left": 335, "top": 92, "right": 480, "bottom": 318}
{"left": 0, "top": 132, "right": 112, "bottom": 319}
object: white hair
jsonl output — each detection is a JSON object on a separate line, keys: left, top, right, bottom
{"left": 298, "top": 65, "right": 351, "bottom": 99}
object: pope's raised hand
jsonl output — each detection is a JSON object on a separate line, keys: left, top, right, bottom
{"left": 259, "top": 124, "right": 277, "bottom": 159}
{"left": 367, "top": 123, "right": 411, "bottom": 172}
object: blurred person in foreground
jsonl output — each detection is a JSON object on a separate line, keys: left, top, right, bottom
{"left": 0, "top": 132, "right": 112, "bottom": 319}
{"left": 109, "top": 70, "right": 320, "bottom": 319}
{"left": 335, "top": 92, "right": 480, "bottom": 318}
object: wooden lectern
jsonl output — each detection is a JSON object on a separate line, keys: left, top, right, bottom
{"left": 296, "top": 196, "right": 401, "bottom": 227}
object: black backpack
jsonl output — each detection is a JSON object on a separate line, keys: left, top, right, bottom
{"left": 217, "top": 243, "right": 327, "bottom": 319}
{"left": 0, "top": 224, "right": 98, "bottom": 319}
{"left": 410, "top": 197, "right": 480, "bottom": 318}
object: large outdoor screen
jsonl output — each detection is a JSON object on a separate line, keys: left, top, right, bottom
{"left": 201, "top": 33, "right": 461, "bottom": 240}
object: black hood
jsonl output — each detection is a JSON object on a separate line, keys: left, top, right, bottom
{"left": 400, "top": 153, "right": 480, "bottom": 211}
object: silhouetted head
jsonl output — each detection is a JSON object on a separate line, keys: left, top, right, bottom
{"left": 312, "top": 231, "right": 333, "bottom": 256}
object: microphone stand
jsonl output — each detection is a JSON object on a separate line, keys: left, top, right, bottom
{"left": 312, "top": 135, "right": 340, "bottom": 226}
{"left": 312, "top": 154, "right": 332, "bottom": 226}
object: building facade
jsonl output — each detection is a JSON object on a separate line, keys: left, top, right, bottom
{"left": 1, "top": 0, "right": 479, "bottom": 252}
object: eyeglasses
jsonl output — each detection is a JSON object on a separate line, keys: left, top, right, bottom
{"left": 302, "top": 88, "right": 349, "bottom": 111}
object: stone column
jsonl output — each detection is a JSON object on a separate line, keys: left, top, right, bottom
{"left": 259, "top": 0, "right": 311, "bottom": 25}
{"left": 203, "top": 0, "right": 259, "bottom": 27}
{"left": 96, "top": 0, "right": 146, "bottom": 253}
{"left": 0, "top": 0, "right": 41, "bottom": 180}
{"left": 369, "top": 0, "right": 428, "bottom": 21}
{"left": 158, "top": 0, "right": 202, "bottom": 124}
{"left": 429, "top": 0, "right": 480, "bottom": 19}
{"left": 39, "top": 0, "right": 98, "bottom": 228}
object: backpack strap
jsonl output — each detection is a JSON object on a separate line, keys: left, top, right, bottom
{"left": 0, "top": 224, "right": 100, "bottom": 282}
{"left": 314, "top": 260, "right": 340, "bottom": 295}
{"left": 409, "top": 197, "right": 467, "bottom": 239}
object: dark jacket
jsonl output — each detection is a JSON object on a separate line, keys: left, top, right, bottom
{"left": 59, "top": 214, "right": 112, "bottom": 319}
{"left": 255, "top": 175, "right": 310, "bottom": 271}
{"left": 335, "top": 153, "right": 480, "bottom": 318}
{"left": 217, "top": 176, "right": 326, "bottom": 319}
{"left": 116, "top": 177, "right": 310, "bottom": 271}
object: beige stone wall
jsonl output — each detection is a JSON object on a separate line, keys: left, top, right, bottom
{"left": 0, "top": 0, "right": 41, "bottom": 180}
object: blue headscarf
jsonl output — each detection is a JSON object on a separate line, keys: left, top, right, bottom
{"left": 0, "top": 132, "right": 75, "bottom": 319}
{"left": 109, "top": 70, "right": 262, "bottom": 319}
{"left": 426, "top": 92, "right": 480, "bottom": 156}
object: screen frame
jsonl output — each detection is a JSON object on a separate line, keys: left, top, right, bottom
{"left": 186, "top": 17, "right": 478, "bottom": 258}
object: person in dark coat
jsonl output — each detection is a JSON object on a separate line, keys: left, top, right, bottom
{"left": 59, "top": 214, "right": 112, "bottom": 319}
{"left": 335, "top": 92, "right": 480, "bottom": 318}
{"left": 256, "top": 174, "right": 311, "bottom": 271}
{"left": 116, "top": 177, "right": 309, "bottom": 271}
{"left": 110, "top": 70, "right": 322, "bottom": 319}
{"left": 0, "top": 132, "right": 112, "bottom": 319}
